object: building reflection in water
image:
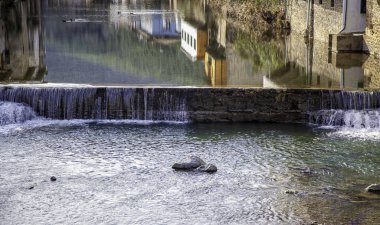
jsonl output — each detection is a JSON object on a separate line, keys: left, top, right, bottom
{"left": 1, "top": 0, "right": 379, "bottom": 88}
{"left": 178, "top": 0, "right": 380, "bottom": 89}
{"left": 0, "top": 0, "right": 46, "bottom": 83}
{"left": 110, "top": 0, "right": 181, "bottom": 44}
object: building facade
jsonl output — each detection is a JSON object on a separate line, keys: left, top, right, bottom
{"left": 287, "top": 0, "right": 367, "bottom": 41}
{"left": 287, "top": 0, "right": 380, "bottom": 56}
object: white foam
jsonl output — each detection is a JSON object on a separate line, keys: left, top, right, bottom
{"left": 327, "top": 128, "right": 380, "bottom": 140}
{"left": 0, "top": 118, "right": 187, "bottom": 135}
{"left": 0, "top": 101, "right": 37, "bottom": 125}
{"left": 310, "top": 109, "right": 380, "bottom": 140}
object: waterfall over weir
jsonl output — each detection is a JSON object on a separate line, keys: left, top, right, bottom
{"left": 0, "top": 87, "right": 188, "bottom": 122}
{"left": 310, "top": 91, "right": 380, "bottom": 128}
{"left": 309, "top": 109, "right": 380, "bottom": 128}
{"left": 0, "top": 102, "right": 37, "bottom": 125}
{"left": 1, "top": 87, "right": 380, "bottom": 125}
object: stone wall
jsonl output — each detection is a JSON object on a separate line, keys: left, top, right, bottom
{"left": 288, "top": 0, "right": 343, "bottom": 43}
{"left": 363, "top": 55, "right": 380, "bottom": 88}
{"left": 365, "top": 0, "right": 380, "bottom": 56}
{"left": 1, "top": 86, "right": 380, "bottom": 124}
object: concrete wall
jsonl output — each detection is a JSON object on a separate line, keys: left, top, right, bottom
{"left": 365, "top": 0, "right": 380, "bottom": 56}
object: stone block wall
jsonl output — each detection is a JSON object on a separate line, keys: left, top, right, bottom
{"left": 288, "top": 0, "right": 344, "bottom": 43}
{"left": 363, "top": 55, "right": 380, "bottom": 88}
{"left": 365, "top": 0, "right": 380, "bottom": 56}
{"left": 2, "top": 87, "right": 380, "bottom": 124}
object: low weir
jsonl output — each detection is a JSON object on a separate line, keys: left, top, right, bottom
{"left": 0, "top": 86, "right": 380, "bottom": 125}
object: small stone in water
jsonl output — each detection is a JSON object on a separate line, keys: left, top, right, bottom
{"left": 172, "top": 156, "right": 217, "bottom": 173}
{"left": 366, "top": 184, "right": 380, "bottom": 193}
{"left": 28, "top": 183, "right": 37, "bottom": 190}
{"left": 172, "top": 156, "right": 206, "bottom": 171}
{"left": 285, "top": 190, "right": 299, "bottom": 195}
{"left": 50, "top": 176, "right": 57, "bottom": 182}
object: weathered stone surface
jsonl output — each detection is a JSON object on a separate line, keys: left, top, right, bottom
{"left": 365, "top": 0, "right": 380, "bottom": 56}
{"left": 288, "top": 0, "right": 343, "bottom": 43}
{"left": 366, "top": 184, "right": 380, "bottom": 193}
{"left": 196, "top": 164, "right": 218, "bottom": 173}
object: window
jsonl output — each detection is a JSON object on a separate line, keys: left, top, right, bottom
{"left": 194, "top": 39, "right": 196, "bottom": 50}
{"left": 187, "top": 33, "right": 189, "bottom": 44}
{"left": 361, "top": 0, "right": 366, "bottom": 14}
{"left": 331, "top": 0, "right": 334, "bottom": 7}
{"left": 190, "top": 36, "right": 193, "bottom": 47}
{"left": 181, "top": 31, "right": 184, "bottom": 39}
{"left": 319, "top": 0, "right": 322, "bottom": 4}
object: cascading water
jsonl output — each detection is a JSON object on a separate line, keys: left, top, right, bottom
{"left": 309, "top": 109, "right": 380, "bottom": 128}
{"left": 0, "top": 101, "right": 37, "bottom": 126}
{"left": 0, "top": 87, "right": 188, "bottom": 122}
{"left": 310, "top": 91, "right": 380, "bottom": 129}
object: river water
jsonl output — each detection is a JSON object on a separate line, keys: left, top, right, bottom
{"left": 0, "top": 107, "right": 379, "bottom": 224}
{"left": 1, "top": 0, "right": 380, "bottom": 224}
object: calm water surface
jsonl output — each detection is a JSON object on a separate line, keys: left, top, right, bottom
{"left": 0, "top": 120, "right": 379, "bottom": 224}
{"left": 1, "top": 0, "right": 378, "bottom": 89}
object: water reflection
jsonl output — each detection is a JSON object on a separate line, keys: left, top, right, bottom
{"left": 0, "top": 0, "right": 46, "bottom": 83}
{"left": 1, "top": 0, "right": 380, "bottom": 90}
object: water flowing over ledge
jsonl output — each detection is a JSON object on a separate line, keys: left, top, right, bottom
{"left": 0, "top": 102, "right": 37, "bottom": 126}
{"left": 1, "top": 86, "right": 380, "bottom": 124}
{"left": 0, "top": 87, "right": 188, "bottom": 122}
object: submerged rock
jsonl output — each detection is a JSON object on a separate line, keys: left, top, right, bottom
{"left": 366, "top": 184, "right": 380, "bottom": 193}
{"left": 172, "top": 156, "right": 217, "bottom": 173}
{"left": 50, "top": 176, "right": 57, "bottom": 182}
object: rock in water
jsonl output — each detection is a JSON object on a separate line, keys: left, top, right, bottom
{"left": 196, "top": 164, "right": 217, "bottom": 173}
{"left": 285, "top": 190, "right": 299, "bottom": 195}
{"left": 172, "top": 156, "right": 206, "bottom": 171}
{"left": 28, "top": 183, "right": 37, "bottom": 190}
{"left": 50, "top": 176, "right": 57, "bottom": 182}
{"left": 190, "top": 156, "right": 206, "bottom": 166}
{"left": 366, "top": 184, "right": 380, "bottom": 193}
